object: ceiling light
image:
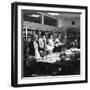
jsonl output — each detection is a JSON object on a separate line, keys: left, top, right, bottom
{"left": 48, "top": 13, "right": 60, "bottom": 16}
{"left": 28, "top": 14, "right": 40, "bottom": 17}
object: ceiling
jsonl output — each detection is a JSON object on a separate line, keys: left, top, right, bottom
{"left": 22, "top": 10, "right": 80, "bottom": 20}
{"left": 47, "top": 13, "right": 80, "bottom": 19}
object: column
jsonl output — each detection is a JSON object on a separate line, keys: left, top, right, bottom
{"left": 41, "top": 14, "right": 44, "bottom": 24}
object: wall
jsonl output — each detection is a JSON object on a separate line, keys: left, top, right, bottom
{"left": 58, "top": 18, "right": 80, "bottom": 28}
{"left": 0, "top": 0, "right": 89, "bottom": 90}
{"left": 58, "top": 18, "right": 80, "bottom": 41}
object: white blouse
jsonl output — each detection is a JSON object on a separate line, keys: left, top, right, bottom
{"left": 33, "top": 41, "right": 41, "bottom": 59}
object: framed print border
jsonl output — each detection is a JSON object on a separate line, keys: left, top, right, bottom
{"left": 11, "top": 2, "right": 88, "bottom": 87}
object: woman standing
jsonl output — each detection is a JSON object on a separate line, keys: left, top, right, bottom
{"left": 46, "top": 33, "right": 54, "bottom": 54}
{"left": 33, "top": 34, "right": 41, "bottom": 59}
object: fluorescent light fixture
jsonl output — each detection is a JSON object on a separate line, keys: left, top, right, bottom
{"left": 28, "top": 14, "right": 40, "bottom": 17}
{"left": 48, "top": 13, "right": 60, "bottom": 16}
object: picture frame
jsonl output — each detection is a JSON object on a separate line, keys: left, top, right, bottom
{"left": 11, "top": 2, "right": 88, "bottom": 87}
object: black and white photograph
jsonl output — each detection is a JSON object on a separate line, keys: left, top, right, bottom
{"left": 11, "top": 2, "right": 88, "bottom": 87}
{"left": 22, "top": 11, "right": 80, "bottom": 77}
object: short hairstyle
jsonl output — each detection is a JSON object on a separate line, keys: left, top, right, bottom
{"left": 41, "top": 32, "right": 45, "bottom": 37}
{"left": 48, "top": 33, "right": 53, "bottom": 39}
{"left": 33, "top": 34, "right": 38, "bottom": 41}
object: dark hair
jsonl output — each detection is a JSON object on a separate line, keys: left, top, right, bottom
{"left": 41, "top": 32, "right": 45, "bottom": 37}
{"left": 30, "top": 34, "right": 34, "bottom": 41}
{"left": 48, "top": 33, "right": 52, "bottom": 39}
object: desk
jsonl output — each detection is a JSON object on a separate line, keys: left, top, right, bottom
{"left": 24, "top": 49, "right": 80, "bottom": 77}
